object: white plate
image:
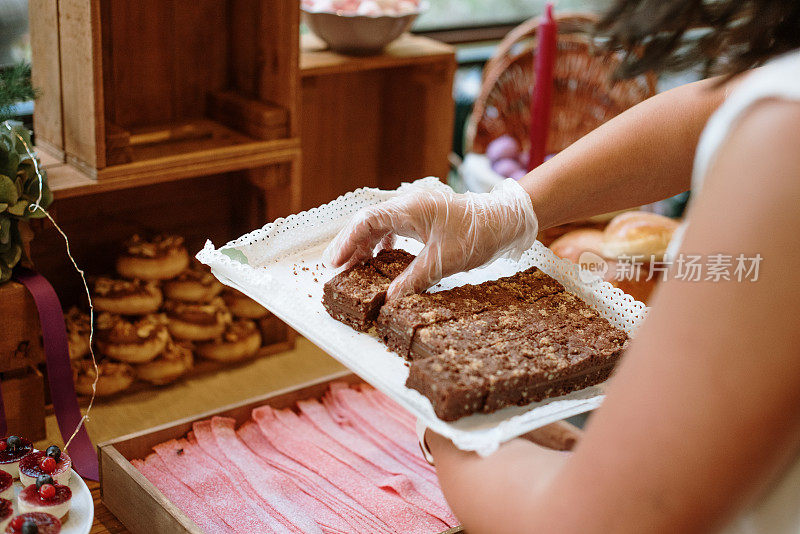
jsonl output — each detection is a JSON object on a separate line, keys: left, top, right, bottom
{"left": 12, "top": 469, "right": 94, "bottom": 534}
{"left": 197, "top": 178, "right": 649, "bottom": 456}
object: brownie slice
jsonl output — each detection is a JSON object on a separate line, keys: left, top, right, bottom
{"left": 377, "top": 267, "right": 564, "bottom": 358}
{"left": 322, "top": 249, "right": 415, "bottom": 331}
{"left": 368, "top": 249, "right": 415, "bottom": 279}
{"left": 407, "top": 328, "right": 627, "bottom": 421}
{"left": 406, "top": 291, "right": 629, "bottom": 420}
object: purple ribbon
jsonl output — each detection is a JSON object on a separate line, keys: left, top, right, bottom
{"left": 12, "top": 268, "right": 99, "bottom": 480}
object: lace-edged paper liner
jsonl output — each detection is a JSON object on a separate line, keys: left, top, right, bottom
{"left": 197, "top": 177, "right": 649, "bottom": 456}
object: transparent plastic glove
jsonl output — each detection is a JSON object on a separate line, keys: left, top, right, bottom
{"left": 323, "top": 179, "right": 538, "bottom": 300}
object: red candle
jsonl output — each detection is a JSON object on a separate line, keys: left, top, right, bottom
{"left": 528, "top": 2, "right": 557, "bottom": 171}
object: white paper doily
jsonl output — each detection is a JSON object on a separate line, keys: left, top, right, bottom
{"left": 197, "top": 177, "right": 649, "bottom": 456}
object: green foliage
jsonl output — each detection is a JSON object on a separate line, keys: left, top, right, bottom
{"left": 0, "top": 63, "right": 37, "bottom": 122}
{"left": 0, "top": 121, "right": 52, "bottom": 282}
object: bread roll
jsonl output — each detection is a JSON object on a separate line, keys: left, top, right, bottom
{"left": 601, "top": 211, "right": 679, "bottom": 260}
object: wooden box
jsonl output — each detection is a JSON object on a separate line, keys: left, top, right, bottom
{"left": 1, "top": 366, "right": 46, "bottom": 441}
{"left": 299, "top": 33, "right": 456, "bottom": 210}
{"left": 0, "top": 281, "right": 45, "bottom": 373}
{"left": 99, "top": 371, "right": 462, "bottom": 534}
{"left": 30, "top": 0, "right": 300, "bottom": 181}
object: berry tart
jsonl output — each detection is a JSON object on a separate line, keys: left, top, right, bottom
{"left": 92, "top": 277, "right": 163, "bottom": 315}
{"left": 0, "top": 472, "right": 12, "bottom": 500}
{"left": 0, "top": 437, "right": 33, "bottom": 478}
{"left": 19, "top": 447, "right": 71, "bottom": 487}
{"left": 0, "top": 498, "right": 11, "bottom": 531}
{"left": 222, "top": 288, "right": 269, "bottom": 319}
{"left": 163, "top": 262, "right": 223, "bottom": 303}
{"left": 163, "top": 298, "right": 231, "bottom": 341}
{"left": 95, "top": 313, "right": 169, "bottom": 364}
{"left": 116, "top": 234, "right": 189, "bottom": 280}
{"left": 18, "top": 476, "right": 71, "bottom": 520}
{"left": 65, "top": 308, "right": 91, "bottom": 361}
{"left": 5, "top": 512, "right": 61, "bottom": 534}
{"left": 196, "top": 319, "right": 262, "bottom": 362}
{"left": 72, "top": 359, "right": 135, "bottom": 397}
{"left": 135, "top": 342, "right": 194, "bottom": 385}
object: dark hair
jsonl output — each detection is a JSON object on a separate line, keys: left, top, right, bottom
{"left": 597, "top": 0, "right": 800, "bottom": 79}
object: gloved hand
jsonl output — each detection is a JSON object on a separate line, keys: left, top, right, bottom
{"left": 323, "top": 179, "right": 538, "bottom": 300}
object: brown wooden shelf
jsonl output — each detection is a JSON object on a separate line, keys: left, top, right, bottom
{"left": 300, "top": 33, "right": 455, "bottom": 77}
{"left": 41, "top": 137, "right": 300, "bottom": 200}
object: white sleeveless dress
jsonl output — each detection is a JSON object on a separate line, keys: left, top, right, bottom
{"left": 669, "top": 50, "right": 800, "bottom": 533}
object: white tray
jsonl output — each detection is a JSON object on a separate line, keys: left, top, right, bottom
{"left": 11, "top": 470, "right": 94, "bottom": 534}
{"left": 197, "top": 178, "right": 649, "bottom": 456}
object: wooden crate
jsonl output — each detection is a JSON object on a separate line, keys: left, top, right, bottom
{"left": 299, "top": 33, "right": 456, "bottom": 210}
{"left": 30, "top": 0, "right": 299, "bottom": 181}
{"left": 1, "top": 366, "right": 46, "bottom": 441}
{"left": 99, "top": 371, "right": 463, "bottom": 534}
{"left": 0, "top": 281, "right": 45, "bottom": 373}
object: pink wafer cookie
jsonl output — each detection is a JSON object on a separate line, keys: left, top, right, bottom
{"left": 153, "top": 439, "right": 280, "bottom": 533}
{"left": 297, "top": 400, "right": 456, "bottom": 526}
{"left": 133, "top": 454, "right": 230, "bottom": 534}
{"left": 237, "top": 422, "right": 389, "bottom": 534}
{"left": 210, "top": 417, "right": 354, "bottom": 534}
{"left": 253, "top": 406, "right": 448, "bottom": 534}
{"left": 193, "top": 420, "right": 316, "bottom": 534}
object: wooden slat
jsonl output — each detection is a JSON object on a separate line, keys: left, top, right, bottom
{"left": 58, "top": 0, "right": 105, "bottom": 169}
{"left": 29, "top": 0, "right": 64, "bottom": 156}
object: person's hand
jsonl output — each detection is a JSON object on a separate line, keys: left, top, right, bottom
{"left": 323, "top": 179, "right": 538, "bottom": 300}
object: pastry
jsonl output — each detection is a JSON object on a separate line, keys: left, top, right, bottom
{"left": 64, "top": 308, "right": 91, "bottom": 361}
{"left": 19, "top": 447, "right": 71, "bottom": 487}
{"left": 163, "top": 262, "right": 223, "bottom": 303}
{"left": 196, "top": 320, "right": 262, "bottom": 362}
{"left": 600, "top": 211, "right": 679, "bottom": 261}
{"left": 0, "top": 472, "right": 11, "bottom": 500}
{"left": 92, "top": 277, "right": 162, "bottom": 315}
{"left": 222, "top": 289, "right": 268, "bottom": 320}
{"left": 0, "top": 436, "right": 33, "bottom": 478}
{"left": 163, "top": 298, "right": 231, "bottom": 341}
{"left": 0, "top": 500, "right": 11, "bottom": 532}
{"left": 17, "top": 477, "right": 71, "bottom": 519}
{"left": 72, "top": 359, "right": 135, "bottom": 397}
{"left": 5, "top": 513, "right": 61, "bottom": 534}
{"left": 548, "top": 229, "right": 605, "bottom": 264}
{"left": 135, "top": 342, "right": 193, "bottom": 385}
{"left": 116, "top": 234, "right": 190, "bottom": 280}
{"left": 95, "top": 313, "right": 169, "bottom": 364}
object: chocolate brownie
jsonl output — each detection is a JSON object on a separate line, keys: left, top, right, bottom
{"left": 407, "top": 307, "right": 628, "bottom": 420}
{"left": 405, "top": 290, "right": 628, "bottom": 420}
{"left": 322, "top": 249, "right": 415, "bottom": 331}
{"left": 376, "top": 266, "right": 564, "bottom": 357}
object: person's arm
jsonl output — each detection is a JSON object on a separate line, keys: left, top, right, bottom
{"left": 427, "top": 99, "right": 800, "bottom": 533}
{"left": 521, "top": 76, "right": 736, "bottom": 230}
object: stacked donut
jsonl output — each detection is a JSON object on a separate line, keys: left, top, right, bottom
{"left": 68, "top": 234, "right": 279, "bottom": 397}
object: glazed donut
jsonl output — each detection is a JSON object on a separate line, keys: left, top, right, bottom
{"left": 116, "top": 234, "right": 190, "bottom": 280}
{"left": 135, "top": 342, "right": 194, "bottom": 385}
{"left": 164, "top": 298, "right": 232, "bottom": 341}
{"left": 72, "top": 359, "right": 135, "bottom": 397}
{"left": 222, "top": 288, "right": 269, "bottom": 319}
{"left": 92, "top": 277, "right": 163, "bottom": 315}
{"left": 196, "top": 320, "right": 262, "bottom": 362}
{"left": 95, "top": 313, "right": 169, "bottom": 363}
{"left": 163, "top": 262, "right": 223, "bottom": 303}
{"left": 65, "top": 307, "right": 91, "bottom": 360}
